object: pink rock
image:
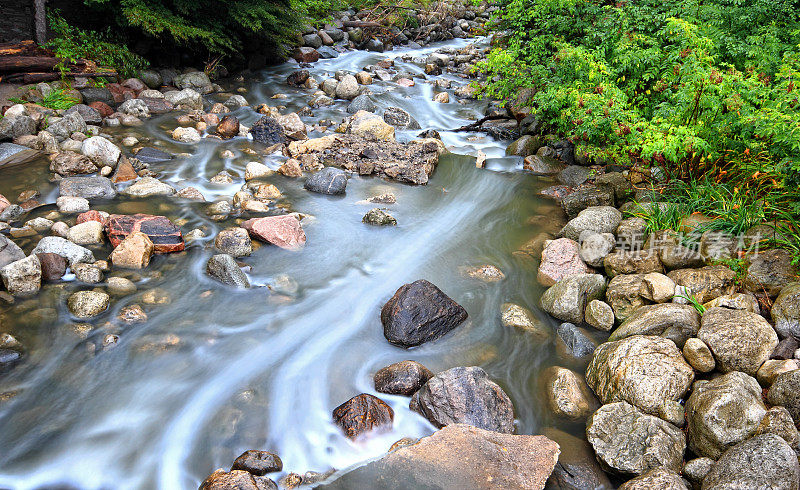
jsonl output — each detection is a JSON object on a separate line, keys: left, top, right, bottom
{"left": 243, "top": 215, "right": 306, "bottom": 251}
{"left": 397, "top": 78, "right": 415, "bottom": 87}
{"left": 0, "top": 193, "right": 9, "bottom": 213}
{"left": 77, "top": 210, "right": 107, "bottom": 226}
{"left": 537, "top": 238, "right": 591, "bottom": 286}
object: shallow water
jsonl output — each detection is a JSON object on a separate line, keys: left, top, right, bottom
{"left": 0, "top": 39, "right": 592, "bottom": 489}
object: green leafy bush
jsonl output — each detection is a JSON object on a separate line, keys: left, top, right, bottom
{"left": 46, "top": 12, "right": 149, "bottom": 78}
{"left": 478, "top": 0, "right": 800, "bottom": 204}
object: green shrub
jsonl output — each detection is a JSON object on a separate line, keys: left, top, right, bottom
{"left": 477, "top": 0, "right": 800, "bottom": 205}
{"left": 46, "top": 11, "right": 149, "bottom": 78}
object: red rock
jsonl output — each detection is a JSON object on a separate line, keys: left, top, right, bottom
{"left": 242, "top": 215, "right": 305, "bottom": 251}
{"left": 111, "top": 156, "right": 138, "bottom": 183}
{"left": 217, "top": 115, "right": 240, "bottom": 139}
{"left": 36, "top": 252, "right": 67, "bottom": 282}
{"left": 538, "top": 238, "right": 591, "bottom": 286}
{"left": 397, "top": 78, "right": 415, "bottom": 87}
{"left": 105, "top": 214, "right": 185, "bottom": 253}
{"left": 292, "top": 47, "right": 320, "bottom": 63}
{"left": 106, "top": 83, "right": 136, "bottom": 103}
{"left": 77, "top": 210, "right": 107, "bottom": 226}
{"left": 332, "top": 393, "right": 394, "bottom": 440}
{"left": 121, "top": 78, "right": 147, "bottom": 94}
{"left": 89, "top": 101, "right": 113, "bottom": 117}
{"left": 0, "top": 193, "right": 9, "bottom": 213}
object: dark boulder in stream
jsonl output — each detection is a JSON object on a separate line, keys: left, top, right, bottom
{"left": 410, "top": 366, "right": 515, "bottom": 433}
{"left": 106, "top": 214, "right": 185, "bottom": 253}
{"left": 304, "top": 167, "right": 347, "bottom": 195}
{"left": 249, "top": 116, "right": 286, "bottom": 145}
{"left": 332, "top": 393, "right": 394, "bottom": 439}
{"left": 206, "top": 254, "right": 250, "bottom": 289}
{"left": 374, "top": 360, "right": 433, "bottom": 396}
{"left": 231, "top": 450, "right": 283, "bottom": 476}
{"left": 381, "top": 279, "right": 467, "bottom": 347}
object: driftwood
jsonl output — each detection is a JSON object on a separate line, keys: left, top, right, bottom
{"left": 0, "top": 40, "right": 49, "bottom": 57}
{"left": 0, "top": 56, "right": 64, "bottom": 73}
{"left": 342, "top": 20, "right": 382, "bottom": 28}
{"left": 1, "top": 70, "right": 115, "bottom": 84}
{"left": 451, "top": 115, "right": 509, "bottom": 132}
{"left": 0, "top": 40, "right": 112, "bottom": 84}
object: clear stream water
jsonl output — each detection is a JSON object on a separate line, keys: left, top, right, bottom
{"left": 0, "top": 39, "right": 595, "bottom": 489}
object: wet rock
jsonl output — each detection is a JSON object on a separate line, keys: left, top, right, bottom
{"left": 686, "top": 371, "right": 766, "bottom": 458}
{"left": 47, "top": 112, "right": 87, "bottom": 142}
{"left": 537, "top": 238, "right": 590, "bottom": 287}
{"left": 0, "top": 235, "right": 25, "bottom": 269}
{"left": 73, "top": 263, "right": 103, "bottom": 284}
{"left": 585, "top": 299, "right": 614, "bottom": 331}
{"left": 542, "top": 366, "right": 594, "bottom": 421}
{"left": 59, "top": 176, "right": 117, "bottom": 200}
{"left": 206, "top": 254, "right": 250, "bottom": 289}
{"left": 381, "top": 279, "right": 467, "bottom": 347}
{"left": 135, "top": 147, "right": 173, "bottom": 164}
{"left": 586, "top": 401, "right": 685, "bottom": 476}
{"left": 67, "top": 290, "right": 110, "bottom": 318}
{"left": 556, "top": 323, "right": 596, "bottom": 359}
{"left": 0, "top": 348, "right": 23, "bottom": 373}
{"left": 106, "top": 214, "right": 185, "bottom": 254}
{"left": 215, "top": 227, "right": 252, "bottom": 257}
{"left": 174, "top": 71, "right": 212, "bottom": 93}
{"left": 586, "top": 335, "right": 694, "bottom": 416}
{"left": 560, "top": 206, "right": 622, "bottom": 241}
{"left": 36, "top": 253, "right": 67, "bottom": 282}
{"left": 703, "top": 434, "right": 799, "bottom": 489}
{"left": 242, "top": 215, "right": 305, "bottom": 251}
{"left": 697, "top": 306, "right": 778, "bottom": 376}
{"left": 603, "top": 250, "right": 662, "bottom": 277}
{"left": 410, "top": 366, "right": 515, "bottom": 433}
{"left": 540, "top": 274, "right": 606, "bottom": 324}
{"left": 561, "top": 186, "right": 615, "bottom": 219}
{"left": 50, "top": 151, "right": 97, "bottom": 176}
{"left": 618, "top": 468, "right": 689, "bottom": 490}
{"left": 67, "top": 221, "right": 104, "bottom": 245}
{"left": 65, "top": 104, "right": 102, "bottom": 125}
{"left": 249, "top": 116, "right": 285, "bottom": 145}
{"left": 374, "top": 360, "right": 433, "bottom": 396}
{"left": 286, "top": 69, "right": 310, "bottom": 86}
{"left": 0, "top": 115, "right": 36, "bottom": 141}
{"left": 506, "top": 134, "right": 543, "bottom": 157}
{"left": 609, "top": 303, "right": 700, "bottom": 347}
{"left": 116, "top": 304, "right": 146, "bottom": 324}
{"left": 244, "top": 162, "right": 272, "bottom": 181}
{"left": 325, "top": 424, "right": 559, "bottom": 490}
{"left": 232, "top": 450, "right": 283, "bottom": 476}
{"left": 667, "top": 265, "right": 736, "bottom": 304}
{"left": 682, "top": 337, "right": 715, "bottom": 372}
{"left": 767, "top": 369, "right": 800, "bottom": 424}
{"left": 56, "top": 196, "right": 90, "bottom": 214}
{"left": 541, "top": 427, "right": 611, "bottom": 490}
{"left": 110, "top": 231, "right": 154, "bottom": 269}
{"left": 292, "top": 47, "right": 320, "bottom": 63}
{"left": 771, "top": 282, "right": 800, "bottom": 339}
{"left": 112, "top": 156, "right": 139, "bottom": 183}
{"left": 346, "top": 111, "right": 395, "bottom": 141}
{"left": 362, "top": 208, "right": 396, "bottom": 226}
{"left": 0, "top": 142, "right": 40, "bottom": 167}
{"left": 757, "top": 359, "right": 798, "bottom": 386}
{"left": 558, "top": 166, "right": 590, "bottom": 187}
{"left": 346, "top": 94, "right": 375, "bottom": 114}
{"left": 32, "top": 236, "right": 95, "bottom": 265}
{"left": 304, "top": 167, "right": 347, "bottom": 195}
{"left": 0, "top": 255, "right": 41, "bottom": 296}
{"left": 578, "top": 231, "right": 615, "bottom": 267}
{"left": 275, "top": 113, "right": 306, "bottom": 140}
{"left": 217, "top": 115, "right": 240, "bottom": 139}
{"left": 199, "top": 469, "right": 271, "bottom": 490}
{"left": 744, "top": 248, "right": 796, "bottom": 297}
{"left": 332, "top": 393, "right": 394, "bottom": 439}
{"left": 171, "top": 126, "right": 201, "bottom": 143}
{"left": 756, "top": 406, "right": 800, "bottom": 447}
{"left": 81, "top": 136, "right": 121, "bottom": 168}
{"left": 523, "top": 154, "right": 565, "bottom": 176}
{"left": 382, "top": 107, "right": 420, "bottom": 129}
{"left": 107, "top": 276, "right": 137, "bottom": 296}
{"left": 500, "top": 302, "right": 549, "bottom": 340}
{"left": 605, "top": 273, "right": 647, "bottom": 322}
{"left": 278, "top": 159, "right": 302, "bottom": 178}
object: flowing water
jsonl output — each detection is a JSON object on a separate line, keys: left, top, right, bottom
{"left": 0, "top": 39, "right": 594, "bottom": 489}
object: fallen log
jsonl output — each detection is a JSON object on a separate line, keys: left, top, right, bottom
{"left": 0, "top": 40, "right": 49, "bottom": 57}
{"left": 1, "top": 70, "right": 116, "bottom": 84}
{"left": 451, "top": 115, "right": 509, "bottom": 132}
{"left": 0, "top": 56, "right": 64, "bottom": 73}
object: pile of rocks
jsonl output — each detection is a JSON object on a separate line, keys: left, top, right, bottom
{"left": 503, "top": 121, "right": 800, "bottom": 487}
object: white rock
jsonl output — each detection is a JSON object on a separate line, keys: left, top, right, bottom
{"left": 81, "top": 136, "right": 121, "bottom": 168}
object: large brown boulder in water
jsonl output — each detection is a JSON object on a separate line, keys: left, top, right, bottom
{"left": 320, "top": 424, "right": 560, "bottom": 490}
{"left": 381, "top": 279, "right": 467, "bottom": 347}
{"left": 332, "top": 393, "right": 394, "bottom": 440}
{"left": 374, "top": 360, "right": 433, "bottom": 396}
{"left": 410, "top": 366, "right": 515, "bottom": 433}
{"left": 199, "top": 469, "right": 276, "bottom": 489}
{"left": 105, "top": 214, "right": 185, "bottom": 253}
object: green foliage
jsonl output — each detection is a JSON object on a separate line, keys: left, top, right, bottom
{"left": 40, "top": 88, "right": 80, "bottom": 110}
{"left": 674, "top": 293, "right": 707, "bottom": 314}
{"left": 45, "top": 12, "right": 149, "bottom": 78}
{"left": 80, "top": 0, "right": 338, "bottom": 58}
{"left": 626, "top": 201, "right": 686, "bottom": 235}
{"left": 478, "top": 0, "right": 800, "bottom": 197}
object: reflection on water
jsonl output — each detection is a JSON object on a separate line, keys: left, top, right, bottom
{"left": 0, "top": 39, "right": 591, "bottom": 489}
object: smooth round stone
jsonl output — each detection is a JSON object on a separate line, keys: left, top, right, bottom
{"left": 67, "top": 290, "right": 110, "bottom": 319}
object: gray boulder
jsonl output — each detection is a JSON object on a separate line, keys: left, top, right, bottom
{"left": 586, "top": 401, "right": 685, "bottom": 476}
{"left": 667, "top": 265, "right": 736, "bottom": 304}
{"left": 32, "top": 236, "right": 95, "bottom": 265}
{"left": 605, "top": 273, "right": 647, "bottom": 322}
{"left": 618, "top": 469, "right": 689, "bottom": 490}
{"left": 541, "top": 428, "right": 612, "bottom": 490}
{"left": 59, "top": 176, "right": 117, "bottom": 200}
{"left": 173, "top": 71, "right": 212, "bottom": 93}
{"left": 561, "top": 206, "right": 622, "bottom": 241}
{"left": 46, "top": 112, "right": 86, "bottom": 141}
{"left": 771, "top": 282, "right": 800, "bottom": 339}
{"left": 410, "top": 366, "right": 515, "bottom": 433}
{"left": 703, "top": 434, "right": 799, "bottom": 490}
{"left": 346, "top": 94, "right": 376, "bottom": 114}
{"left": 586, "top": 335, "right": 693, "bottom": 417}
{"left": 304, "top": 167, "right": 347, "bottom": 195}
{"left": 686, "top": 371, "right": 766, "bottom": 459}
{"left": 540, "top": 274, "right": 606, "bottom": 324}
{"left": 767, "top": 369, "right": 800, "bottom": 425}
{"left": 0, "top": 235, "right": 25, "bottom": 269}
{"left": 383, "top": 107, "right": 421, "bottom": 129}
{"left": 0, "top": 115, "right": 36, "bottom": 141}
{"left": 335, "top": 74, "right": 359, "bottom": 100}
{"left": 0, "top": 255, "right": 41, "bottom": 296}
{"left": 206, "top": 254, "right": 250, "bottom": 289}
{"left": 609, "top": 303, "right": 700, "bottom": 347}
{"left": 0, "top": 142, "right": 40, "bottom": 167}
{"left": 744, "top": 248, "right": 796, "bottom": 297}
{"left": 697, "top": 307, "right": 778, "bottom": 376}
